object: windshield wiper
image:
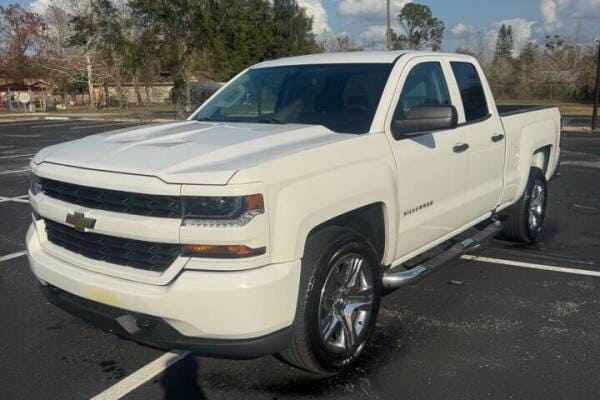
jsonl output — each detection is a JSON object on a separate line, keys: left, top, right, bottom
{"left": 257, "top": 117, "right": 286, "bottom": 124}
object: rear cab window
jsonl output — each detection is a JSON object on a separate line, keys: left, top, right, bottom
{"left": 450, "top": 62, "right": 489, "bottom": 122}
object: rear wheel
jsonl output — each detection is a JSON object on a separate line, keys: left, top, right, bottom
{"left": 277, "top": 226, "right": 382, "bottom": 375}
{"left": 501, "top": 167, "right": 547, "bottom": 243}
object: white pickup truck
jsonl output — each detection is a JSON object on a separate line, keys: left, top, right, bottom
{"left": 27, "top": 51, "right": 561, "bottom": 375}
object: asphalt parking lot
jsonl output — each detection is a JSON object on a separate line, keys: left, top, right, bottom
{"left": 1, "top": 118, "right": 599, "bottom": 400}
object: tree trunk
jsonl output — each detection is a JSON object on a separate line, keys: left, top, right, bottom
{"left": 103, "top": 81, "right": 109, "bottom": 108}
{"left": 115, "top": 69, "right": 123, "bottom": 108}
{"left": 173, "top": 78, "right": 186, "bottom": 120}
{"left": 144, "top": 85, "right": 151, "bottom": 104}
{"left": 133, "top": 76, "right": 142, "bottom": 106}
{"left": 185, "top": 79, "right": 192, "bottom": 112}
{"left": 85, "top": 51, "right": 95, "bottom": 109}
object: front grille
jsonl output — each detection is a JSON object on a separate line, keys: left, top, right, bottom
{"left": 45, "top": 219, "right": 181, "bottom": 272}
{"left": 40, "top": 177, "right": 181, "bottom": 218}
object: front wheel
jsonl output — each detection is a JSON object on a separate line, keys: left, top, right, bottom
{"left": 277, "top": 226, "right": 382, "bottom": 375}
{"left": 501, "top": 167, "right": 548, "bottom": 243}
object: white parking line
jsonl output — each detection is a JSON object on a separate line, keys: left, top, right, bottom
{"left": 70, "top": 122, "right": 134, "bottom": 130}
{"left": 91, "top": 351, "right": 190, "bottom": 400}
{"left": 462, "top": 255, "right": 600, "bottom": 277}
{"left": 24, "top": 122, "right": 73, "bottom": 128}
{"left": 0, "top": 121, "right": 56, "bottom": 127}
{"left": 32, "top": 121, "right": 99, "bottom": 129}
{"left": 0, "top": 168, "right": 30, "bottom": 175}
{"left": 0, "top": 153, "right": 35, "bottom": 159}
{"left": 0, "top": 250, "right": 27, "bottom": 263}
{"left": 0, "top": 121, "right": 42, "bottom": 127}
{"left": 0, "top": 195, "right": 29, "bottom": 203}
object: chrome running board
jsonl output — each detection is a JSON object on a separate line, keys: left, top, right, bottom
{"left": 382, "top": 219, "right": 503, "bottom": 290}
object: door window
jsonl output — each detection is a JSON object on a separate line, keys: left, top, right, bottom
{"left": 395, "top": 62, "right": 450, "bottom": 121}
{"left": 450, "top": 62, "right": 489, "bottom": 122}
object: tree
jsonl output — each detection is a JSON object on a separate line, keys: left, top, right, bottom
{"left": 514, "top": 42, "right": 540, "bottom": 98}
{"left": 318, "top": 33, "right": 363, "bottom": 53}
{"left": 495, "top": 24, "right": 514, "bottom": 59}
{"left": 393, "top": 3, "right": 444, "bottom": 51}
{"left": 128, "top": 0, "right": 319, "bottom": 117}
{"left": 0, "top": 4, "right": 46, "bottom": 83}
{"left": 69, "top": 0, "right": 130, "bottom": 107}
{"left": 127, "top": 0, "right": 203, "bottom": 117}
{"left": 203, "top": 0, "right": 319, "bottom": 81}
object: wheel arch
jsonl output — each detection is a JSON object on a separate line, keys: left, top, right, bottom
{"left": 304, "top": 203, "right": 389, "bottom": 264}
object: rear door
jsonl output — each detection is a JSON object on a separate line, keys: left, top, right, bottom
{"left": 385, "top": 57, "right": 470, "bottom": 258}
{"left": 447, "top": 61, "right": 506, "bottom": 223}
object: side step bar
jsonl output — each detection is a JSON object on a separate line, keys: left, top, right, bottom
{"left": 382, "top": 219, "right": 503, "bottom": 290}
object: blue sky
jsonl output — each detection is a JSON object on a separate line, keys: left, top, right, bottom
{"left": 9, "top": 0, "right": 600, "bottom": 54}
{"left": 301, "top": 0, "right": 600, "bottom": 54}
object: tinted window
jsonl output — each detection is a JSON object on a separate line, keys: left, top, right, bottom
{"left": 395, "top": 62, "right": 450, "bottom": 123}
{"left": 195, "top": 64, "right": 392, "bottom": 134}
{"left": 451, "top": 62, "right": 489, "bottom": 122}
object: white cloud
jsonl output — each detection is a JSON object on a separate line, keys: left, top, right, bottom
{"left": 339, "top": 0, "right": 411, "bottom": 21}
{"left": 450, "top": 18, "right": 536, "bottom": 59}
{"left": 297, "top": 0, "right": 331, "bottom": 35}
{"left": 358, "top": 25, "right": 388, "bottom": 48}
{"left": 540, "top": 0, "right": 600, "bottom": 30}
{"left": 540, "top": 0, "right": 558, "bottom": 26}
{"left": 451, "top": 23, "right": 475, "bottom": 39}
{"left": 29, "top": 0, "right": 51, "bottom": 14}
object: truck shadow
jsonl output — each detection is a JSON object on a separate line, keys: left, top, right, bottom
{"left": 158, "top": 324, "right": 405, "bottom": 399}
{"left": 160, "top": 356, "right": 207, "bottom": 399}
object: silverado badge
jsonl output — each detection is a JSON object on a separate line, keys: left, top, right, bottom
{"left": 66, "top": 211, "right": 96, "bottom": 232}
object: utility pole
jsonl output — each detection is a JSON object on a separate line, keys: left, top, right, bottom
{"left": 386, "top": 0, "right": 392, "bottom": 50}
{"left": 592, "top": 39, "right": 600, "bottom": 131}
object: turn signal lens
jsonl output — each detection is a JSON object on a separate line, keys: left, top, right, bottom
{"left": 182, "top": 244, "right": 266, "bottom": 258}
{"left": 245, "top": 194, "right": 264, "bottom": 213}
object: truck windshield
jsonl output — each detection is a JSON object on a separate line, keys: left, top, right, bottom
{"left": 195, "top": 64, "right": 392, "bottom": 134}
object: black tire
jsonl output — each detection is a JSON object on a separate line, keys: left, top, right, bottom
{"left": 501, "top": 167, "right": 547, "bottom": 243}
{"left": 277, "top": 226, "right": 382, "bottom": 375}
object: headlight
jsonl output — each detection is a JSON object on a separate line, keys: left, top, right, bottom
{"left": 30, "top": 173, "right": 42, "bottom": 196}
{"left": 182, "top": 194, "right": 264, "bottom": 227}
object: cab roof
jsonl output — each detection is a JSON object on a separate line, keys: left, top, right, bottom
{"left": 251, "top": 51, "right": 470, "bottom": 69}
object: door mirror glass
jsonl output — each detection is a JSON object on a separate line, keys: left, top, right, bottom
{"left": 392, "top": 105, "right": 458, "bottom": 137}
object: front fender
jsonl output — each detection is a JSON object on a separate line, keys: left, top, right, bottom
{"left": 270, "top": 159, "right": 398, "bottom": 264}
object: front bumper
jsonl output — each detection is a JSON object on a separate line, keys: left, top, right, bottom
{"left": 26, "top": 224, "right": 301, "bottom": 358}
{"left": 40, "top": 284, "right": 292, "bottom": 359}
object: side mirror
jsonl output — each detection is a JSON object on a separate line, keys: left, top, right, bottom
{"left": 392, "top": 105, "right": 458, "bottom": 138}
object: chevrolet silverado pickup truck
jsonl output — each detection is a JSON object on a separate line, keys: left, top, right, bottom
{"left": 26, "top": 51, "right": 561, "bottom": 375}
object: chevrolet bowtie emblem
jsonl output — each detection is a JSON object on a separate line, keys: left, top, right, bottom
{"left": 66, "top": 211, "right": 96, "bottom": 232}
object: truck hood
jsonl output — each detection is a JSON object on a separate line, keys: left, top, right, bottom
{"left": 34, "top": 121, "right": 352, "bottom": 184}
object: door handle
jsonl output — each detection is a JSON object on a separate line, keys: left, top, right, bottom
{"left": 453, "top": 143, "right": 469, "bottom": 153}
{"left": 491, "top": 133, "right": 505, "bottom": 142}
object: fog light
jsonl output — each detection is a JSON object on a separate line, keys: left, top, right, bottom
{"left": 136, "top": 317, "right": 157, "bottom": 330}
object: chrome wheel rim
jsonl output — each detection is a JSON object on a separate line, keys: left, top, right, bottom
{"left": 318, "top": 253, "right": 374, "bottom": 354}
{"left": 528, "top": 183, "right": 545, "bottom": 232}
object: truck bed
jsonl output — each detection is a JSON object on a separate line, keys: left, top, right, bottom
{"left": 497, "top": 105, "right": 556, "bottom": 117}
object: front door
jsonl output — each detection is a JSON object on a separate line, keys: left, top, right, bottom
{"left": 385, "top": 58, "right": 470, "bottom": 258}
